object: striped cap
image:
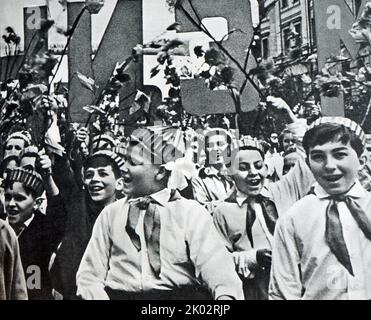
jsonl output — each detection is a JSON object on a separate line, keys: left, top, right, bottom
{"left": 113, "top": 141, "right": 128, "bottom": 158}
{"left": 6, "top": 131, "right": 32, "bottom": 146}
{"left": 88, "top": 150, "right": 125, "bottom": 170}
{"left": 6, "top": 168, "right": 44, "bottom": 196}
{"left": 91, "top": 134, "right": 116, "bottom": 151}
{"left": 129, "top": 126, "right": 184, "bottom": 165}
{"left": 235, "top": 136, "right": 265, "bottom": 155}
{"left": 307, "top": 117, "right": 366, "bottom": 147}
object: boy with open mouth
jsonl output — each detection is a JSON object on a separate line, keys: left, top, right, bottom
{"left": 270, "top": 117, "right": 371, "bottom": 300}
{"left": 191, "top": 128, "right": 235, "bottom": 214}
{"left": 49, "top": 150, "right": 125, "bottom": 299}
{"left": 3, "top": 164, "right": 62, "bottom": 300}
{"left": 76, "top": 127, "right": 244, "bottom": 300}
{"left": 213, "top": 137, "right": 277, "bottom": 300}
{"left": 213, "top": 96, "right": 316, "bottom": 300}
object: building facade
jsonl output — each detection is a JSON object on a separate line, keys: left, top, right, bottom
{"left": 259, "top": 0, "right": 362, "bottom": 63}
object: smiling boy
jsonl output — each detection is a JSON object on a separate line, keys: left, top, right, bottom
{"left": 3, "top": 167, "right": 64, "bottom": 299}
{"left": 191, "top": 128, "right": 235, "bottom": 214}
{"left": 269, "top": 117, "right": 371, "bottom": 300}
{"left": 83, "top": 151, "right": 124, "bottom": 206}
{"left": 76, "top": 127, "right": 243, "bottom": 300}
{"left": 48, "top": 150, "right": 124, "bottom": 299}
{"left": 213, "top": 137, "right": 277, "bottom": 300}
{"left": 3, "top": 132, "right": 31, "bottom": 160}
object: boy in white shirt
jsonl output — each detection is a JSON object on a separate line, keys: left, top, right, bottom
{"left": 76, "top": 127, "right": 244, "bottom": 300}
{"left": 270, "top": 117, "right": 371, "bottom": 300}
{"left": 213, "top": 137, "right": 277, "bottom": 300}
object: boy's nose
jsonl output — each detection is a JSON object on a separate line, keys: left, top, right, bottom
{"left": 121, "top": 161, "right": 129, "bottom": 172}
{"left": 248, "top": 167, "right": 259, "bottom": 176}
{"left": 324, "top": 157, "right": 337, "bottom": 170}
{"left": 8, "top": 198, "right": 16, "bottom": 207}
{"left": 91, "top": 172, "right": 100, "bottom": 181}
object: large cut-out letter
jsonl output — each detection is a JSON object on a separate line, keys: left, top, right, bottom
{"left": 175, "top": 0, "right": 259, "bottom": 115}
{"left": 314, "top": 0, "right": 368, "bottom": 116}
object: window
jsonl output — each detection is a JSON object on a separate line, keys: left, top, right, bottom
{"left": 262, "top": 37, "right": 269, "bottom": 60}
{"left": 311, "top": 18, "right": 316, "bottom": 47}
{"left": 293, "top": 21, "right": 302, "bottom": 46}
{"left": 282, "top": 21, "right": 302, "bottom": 54}
{"left": 283, "top": 28, "right": 291, "bottom": 54}
{"left": 281, "top": 0, "right": 289, "bottom": 9}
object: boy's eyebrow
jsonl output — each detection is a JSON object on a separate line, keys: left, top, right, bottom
{"left": 331, "top": 147, "right": 349, "bottom": 152}
{"left": 309, "top": 150, "right": 324, "bottom": 155}
{"left": 310, "top": 146, "right": 349, "bottom": 154}
{"left": 238, "top": 160, "right": 262, "bottom": 165}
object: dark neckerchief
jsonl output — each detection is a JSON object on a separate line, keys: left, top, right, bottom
{"left": 225, "top": 189, "right": 278, "bottom": 237}
{"left": 126, "top": 189, "right": 182, "bottom": 277}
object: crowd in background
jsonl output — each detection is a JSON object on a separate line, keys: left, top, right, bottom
{"left": 1, "top": 95, "right": 371, "bottom": 300}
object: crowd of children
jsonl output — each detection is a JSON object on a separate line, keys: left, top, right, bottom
{"left": 1, "top": 96, "right": 371, "bottom": 300}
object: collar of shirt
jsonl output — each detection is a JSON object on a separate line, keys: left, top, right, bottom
{"left": 5, "top": 213, "right": 35, "bottom": 236}
{"left": 203, "top": 166, "right": 220, "bottom": 177}
{"left": 128, "top": 188, "right": 172, "bottom": 208}
{"left": 24, "top": 214, "right": 35, "bottom": 227}
{"left": 313, "top": 179, "right": 367, "bottom": 200}
{"left": 235, "top": 189, "right": 249, "bottom": 207}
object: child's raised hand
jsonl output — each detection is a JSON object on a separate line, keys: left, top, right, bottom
{"left": 267, "top": 96, "right": 290, "bottom": 110}
{"left": 76, "top": 127, "right": 89, "bottom": 144}
{"left": 266, "top": 96, "right": 297, "bottom": 123}
{"left": 37, "top": 149, "right": 52, "bottom": 174}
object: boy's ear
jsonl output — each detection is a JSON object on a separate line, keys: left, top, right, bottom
{"left": 115, "top": 177, "right": 124, "bottom": 192}
{"left": 33, "top": 197, "right": 42, "bottom": 212}
{"left": 359, "top": 154, "right": 367, "bottom": 168}
{"left": 155, "top": 165, "right": 167, "bottom": 182}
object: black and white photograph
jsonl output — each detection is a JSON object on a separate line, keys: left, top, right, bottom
{"left": 0, "top": 0, "right": 371, "bottom": 310}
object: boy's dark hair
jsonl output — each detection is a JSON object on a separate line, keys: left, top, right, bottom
{"left": 303, "top": 123, "right": 364, "bottom": 157}
{"left": 232, "top": 145, "right": 265, "bottom": 162}
{"left": 85, "top": 155, "right": 121, "bottom": 178}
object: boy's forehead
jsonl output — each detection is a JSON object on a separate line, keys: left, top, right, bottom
{"left": 235, "top": 148, "right": 263, "bottom": 162}
{"left": 7, "top": 138, "right": 24, "bottom": 146}
{"left": 127, "top": 144, "right": 154, "bottom": 164}
{"left": 85, "top": 165, "right": 114, "bottom": 172}
{"left": 309, "top": 140, "right": 353, "bottom": 152}
{"left": 283, "top": 132, "right": 294, "bottom": 139}
{"left": 6, "top": 181, "right": 29, "bottom": 195}
{"left": 208, "top": 134, "right": 227, "bottom": 143}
